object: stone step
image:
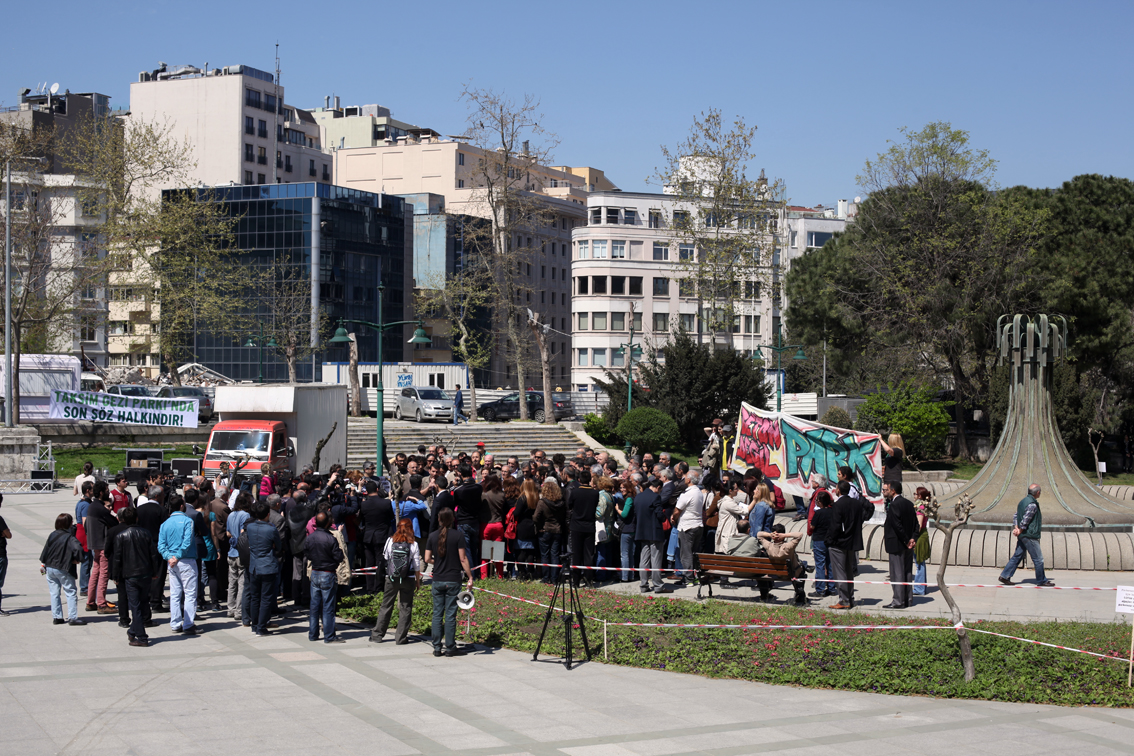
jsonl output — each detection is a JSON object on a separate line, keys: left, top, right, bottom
{"left": 344, "top": 419, "right": 587, "bottom": 467}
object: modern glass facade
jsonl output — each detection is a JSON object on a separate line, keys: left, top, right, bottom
{"left": 169, "top": 183, "right": 407, "bottom": 382}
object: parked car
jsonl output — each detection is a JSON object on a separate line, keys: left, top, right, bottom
{"left": 107, "top": 384, "right": 157, "bottom": 398}
{"left": 80, "top": 372, "right": 106, "bottom": 393}
{"left": 477, "top": 391, "right": 573, "bottom": 422}
{"left": 394, "top": 386, "right": 454, "bottom": 423}
{"left": 155, "top": 385, "right": 214, "bottom": 423}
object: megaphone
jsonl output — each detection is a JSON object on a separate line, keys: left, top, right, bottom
{"left": 456, "top": 590, "right": 475, "bottom": 610}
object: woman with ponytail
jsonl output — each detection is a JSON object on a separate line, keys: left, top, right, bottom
{"left": 424, "top": 508, "right": 473, "bottom": 657}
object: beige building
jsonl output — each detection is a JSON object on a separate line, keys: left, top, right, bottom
{"left": 333, "top": 135, "right": 607, "bottom": 388}
{"left": 309, "top": 99, "right": 421, "bottom": 150}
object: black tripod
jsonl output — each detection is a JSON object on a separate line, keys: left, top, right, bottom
{"left": 532, "top": 556, "right": 592, "bottom": 670}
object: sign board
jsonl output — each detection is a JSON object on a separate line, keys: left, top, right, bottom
{"left": 1100, "top": 462, "right": 1108, "bottom": 474}
{"left": 49, "top": 389, "right": 199, "bottom": 429}
{"left": 1116, "top": 586, "right": 1134, "bottom": 614}
{"left": 396, "top": 373, "right": 413, "bottom": 388}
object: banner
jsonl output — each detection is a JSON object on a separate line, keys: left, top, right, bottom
{"left": 730, "top": 402, "right": 883, "bottom": 506}
{"left": 49, "top": 389, "right": 199, "bottom": 429}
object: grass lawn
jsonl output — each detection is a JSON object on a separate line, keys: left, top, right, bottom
{"left": 340, "top": 579, "right": 1134, "bottom": 707}
{"left": 52, "top": 445, "right": 200, "bottom": 481}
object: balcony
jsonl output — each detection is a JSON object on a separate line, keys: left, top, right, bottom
{"left": 257, "top": 155, "right": 267, "bottom": 165}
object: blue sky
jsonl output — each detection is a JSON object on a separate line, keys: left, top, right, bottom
{"left": 3, "top": 0, "right": 1131, "bottom": 206}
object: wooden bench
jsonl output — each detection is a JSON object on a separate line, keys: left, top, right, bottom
{"left": 693, "top": 552, "right": 799, "bottom": 600}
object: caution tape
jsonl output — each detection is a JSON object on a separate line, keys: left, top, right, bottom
{"left": 469, "top": 585, "right": 603, "bottom": 622}
{"left": 964, "top": 626, "right": 1130, "bottom": 662}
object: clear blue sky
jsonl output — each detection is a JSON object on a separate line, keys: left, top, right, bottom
{"left": 3, "top": 0, "right": 1131, "bottom": 206}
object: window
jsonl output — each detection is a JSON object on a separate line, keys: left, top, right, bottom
{"left": 108, "top": 320, "right": 134, "bottom": 336}
{"left": 541, "top": 291, "right": 545, "bottom": 303}
{"left": 611, "top": 276, "right": 625, "bottom": 295}
{"left": 652, "top": 243, "right": 669, "bottom": 261}
{"left": 624, "top": 209, "right": 637, "bottom": 225}
{"left": 678, "top": 279, "right": 695, "bottom": 297}
{"left": 258, "top": 119, "right": 268, "bottom": 138}
{"left": 284, "top": 155, "right": 292, "bottom": 173}
{"left": 606, "top": 208, "right": 620, "bottom": 224}
{"left": 245, "top": 144, "right": 254, "bottom": 162}
{"left": 309, "top": 159, "right": 316, "bottom": 177}
{"left": 592, "top": 276, "right": 607, "bottom": 294}
{"left": 679, "top": 243, "right": 695, "bottom": 261}
{"left": 611, "top": 312, "right": 625, "bottom": 331}
{"left": 593, "top": 312, "right": 607, "bottom": 330}
{"left": 551, "top": 267, "right": 556, "bottom": 279}
{"left": 578, "top": 313, "right": 589, "bottom": 330}
{"left": 746, "top": 315, "right": 761, "bottom": 334}
{"left": 561, "top": 318, "right": 567, "bottom": 331}
{"left": 257, "top": 173, "right": 266, "bottom": 184}
{"left": 458, "top": 152, "right": 465, "bottom": 166}
{"left": 245, "top": 116, "right": 255, "bottom": 135}
{"left": 612, "top": 348, "right": 625, "bottom": 368}
{"left": 526, "top": 263, "right": 532, "bottom": 276}
{"left": 790, "top": 230, "right": 798, "bottom": 248}
{"left": 550, "top": 292, "right": 555, "bottom": 304}
{"left": 577, "top": 240, "right": 588, "bottom": 259}
{"left": 677, "top": 313, "right": 694, "bottom": 332}
{"left": 704, "top": 210, "right": 721, "bottom": 227}
{"left": 593, "top": 348, "right": 607, "bottom": 367}
{"left": 578, "top": 349, "right": 589, "bottom": 367}
{"left": 322, "top": 165, "right": 330, "bottom": 181}
{"left": 652, "top": 313, "right": 668, "bottom": 332}
{"left": 79, "top": 318, "right": 97, "bottom": 342}
{"left": 245, "top": 170, "right": 253, "bottom": 184}
{"left": 745, "top": 281, "right": 761, "bottom": 299}
{"left": 611, "top": 240, "right": 625, "bottom": 259}
{"left": 276, "top": 150, "right": 282, "bottom": 169}
{"left": 257, "top": 146, "right": 267, "bottom": 165}
{"left": 245, "top": 89, "right": 261, "bottom": 108}
{"left": 653, "top": 277, "right": 669, "bottom": 296}
{"left": 562, "top": 268, "right": 567, "bottom": 280}
{"left": 807, "top": 231, "right": 834, "bottom": 249}
{"left": 648, "top": 210, "right": 662, "bottom": 228}
{"left": 632, "top": 311, "right": 643, "bottom": 331}
{"left": 673, "top": 210, "right": 689, "bottom": 226}
{"left": 629, "top": 277, "right": 643, "bottom": 296}
{"left": 457, "top": 179, "right": 464, "bottom": 188}
{"left": 590, "top": 208, "right": 601, "bottom": 225}
{"left": 732, "top": 315, "right": 741, "bottom": 334}
{"left": 265, "top": 94, "right": 277, "bottom": 113}
{"left": 592, "top": 240, "right": 608, "bottom": 259}
{"left": 541, "top": 265, "right": 546, "bottom": 279}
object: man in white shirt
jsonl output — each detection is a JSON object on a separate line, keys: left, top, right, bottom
{"left": 672, "top": 471, "right": 705, "bottom": 587}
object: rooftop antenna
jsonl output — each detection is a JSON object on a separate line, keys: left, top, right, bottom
{"left": 49, "top": 83, "right": 60, "bottom": 94}
{"left": 273, "top": 42, "right": 281, "bottom": 184}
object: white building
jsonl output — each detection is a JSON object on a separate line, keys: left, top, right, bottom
{"left": 570, "top": 191, "right": 778, "bottom": 390}
{"left": 783, "top": 199, "right": 855, "bottom": 268}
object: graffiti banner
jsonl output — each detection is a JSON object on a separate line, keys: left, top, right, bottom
{"left": 730, "top": 403, "right": 884, "bottom": 506}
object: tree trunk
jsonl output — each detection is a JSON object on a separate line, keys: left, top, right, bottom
{"left": 286, "top": 341, "right": 299, "bottom": 384}
{"left": 347, "top": 333, "right": 360, "bottom": 417}
{"left": 951, "top": 363, "right": 972, "bottom": 462}
{"left": 528, "top": 315, "right": 554, "bottom": 425}
{"left": 933, "top": 521, "right": 975, "bottom": 681}
{"left": 457, "top": 322, "right": 477, "bottom": 424}
{"left": 515, "top": 352, "right": 528, "bottom": 420}
{"left": 164, "top": 354, "right": 183, "bottom": 387}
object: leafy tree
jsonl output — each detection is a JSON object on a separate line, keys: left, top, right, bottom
{"left": 615, "top": 407, "right": 680, "bottom": 454}
{"left": 819, "top": 406, "right": 853, "bottom": 430}
{"left": 594, "top": 329, "right": 769, "bottom": 445}
{"left": 854, "top": 382, "right": 952, "bottom": 464}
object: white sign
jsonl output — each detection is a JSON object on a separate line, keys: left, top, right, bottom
{"left": 1100, "top": 462, "right": 1108, "bottom": 473}
{"left": 396, "top": 373, "right": 413, "bottom": 388}
{"left": 1116, "top": 585, "right": 1134, "bottom": 614}
{"left": 49, "top": 389, "right": 199, "bottom": 429}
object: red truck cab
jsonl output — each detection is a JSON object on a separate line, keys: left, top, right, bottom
{"left": 202, "top": 419, "right": 293, "bottom": 479}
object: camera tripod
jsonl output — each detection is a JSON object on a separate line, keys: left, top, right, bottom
{"left": 532, "top": 557, "right": 592, "bottom": 670}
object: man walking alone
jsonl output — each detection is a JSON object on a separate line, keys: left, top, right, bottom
{"left": 999, "top": 484, "right": 1054, "bottom": 587}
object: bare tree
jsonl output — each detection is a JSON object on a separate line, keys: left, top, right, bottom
{"left": 459, "top": 85, "right": 558, "bottom": 419}
{"left": 925, "top": 493, "right": 978, "bottom": 681}
{"left": 527, "top": 309, "right": 555, "bottom": 424}
{"left": 249, "top": 256, "right": 329, "bottom": 383}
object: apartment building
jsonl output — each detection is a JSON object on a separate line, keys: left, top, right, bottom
{"left": 308, "top": 99, "right": 420, "bottom": 150}
{"left": 783, "top": 199, "right": 854, "bottom": 268}
{"left": 570, "top": 191, "right": 778, "bottom": 390}
{"left": 334, "top": 134, "right": 597, "bottom": 387}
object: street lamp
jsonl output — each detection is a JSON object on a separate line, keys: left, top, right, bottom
{"left": 615, "top": 327, "right": 642, "bottom": 455}
{"left": 4, "top": 155, "right": 46, "bottom": 427}
{"left": 328, "top": 284, "right": 431, "bottom": 474}
{"left": 243, "top": 322, "right": 279, "bottom": 384}
{"left": 753, "top": 328, "right": 807, "bottom": 413}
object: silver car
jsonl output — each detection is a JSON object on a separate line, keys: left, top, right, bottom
{"left": 155, "top": 385, "right": 214, "bottom": 422}
{"left": 394, "top": 386, "right": 454, "bottom": 423}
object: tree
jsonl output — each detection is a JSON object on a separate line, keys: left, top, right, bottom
{"left": 249, "top": 256, "right": 329, "bottom": 383}
{"left": 526, "top": 309, "right": 556, "bottom": 424}
{"left": 819, "top": 406, "right": 852, "bottom": 429}
{"left": 853, "top": 382, "right": 952, "bottom": 464}
{"left": 594, "top": 328, "right": 770, "bottom": 445}
{"left": 924, "top": 493, "right": 978, "bottom": 681}
{"left": 654, "top": 110, "right": 784, "bottom": 346}
{"left": 459, "top": 85, "right": 558, "bottom": 418}
{"left": 615, "top": 408, "right": 680, "bottom": 454}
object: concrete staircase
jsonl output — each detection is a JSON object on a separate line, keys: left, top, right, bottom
{"left": 346, "top": 418, "right": 588, "bottom": 467}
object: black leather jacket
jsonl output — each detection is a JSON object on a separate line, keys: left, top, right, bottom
{"left": 111, "top": 525, "right": 162, "bottom": 581}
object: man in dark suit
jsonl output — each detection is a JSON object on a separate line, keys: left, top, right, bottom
{"left": 568, "top": 469, "right": 600, "bottom": 586}
{"left": 827, "top": 481, "right": 875, "bottom": 609}
{"left": 358, "top": 480, "right": 394, "bottom": 594}
{"left": 882, "top": 481, "right": 919, "bottom": 609}
{"left": 135, "top": 486, "right": 168, "bottom": 613}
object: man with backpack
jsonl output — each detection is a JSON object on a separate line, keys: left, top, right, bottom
{"left": 370, "top": 518, "right": 422, "bottom": 644}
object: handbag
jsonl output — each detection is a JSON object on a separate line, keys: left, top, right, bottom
{"left": 504, "top": 506, "right": 518, "bottom": 540}
{"left": 915, "top": 527, "right": 931, "bottom": 563}
{"left": 595, "top": 519, "right": 608, "bottom": 544}
{"left": 704, "top": 493, "right": 721, "bottom": 528}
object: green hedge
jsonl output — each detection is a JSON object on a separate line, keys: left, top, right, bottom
{"left": 340, "top": 581, "right": 1134, "bottom": 707}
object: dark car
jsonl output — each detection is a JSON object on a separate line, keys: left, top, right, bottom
{"left": 155, "top": 385, "right": 214, "bottom": 422}
{"left": 477, "top": 391, "right": 574, "bottom": 422}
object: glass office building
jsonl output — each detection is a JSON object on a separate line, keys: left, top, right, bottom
{"left": 169, "top": 182, "right": 408, "bottom": 382}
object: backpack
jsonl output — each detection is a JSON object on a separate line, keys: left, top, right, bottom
{"left": 389, "top": 540, "right": 413, "bottom": 583}
{"left": 236, "top": 530, "right": 251, "bottom": 568}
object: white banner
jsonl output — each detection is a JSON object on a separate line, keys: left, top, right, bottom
{"left": 49, "top": 389, "right": 199, "bottom": 428}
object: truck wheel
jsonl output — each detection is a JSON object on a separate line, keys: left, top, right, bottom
{"left": 394, "top": 406, "right": 402, "bottom": 420}
{"left": 534, "top": 409, "right": 546, "bottom": 423}
{"left": 415, "top": 409, "right": 423, "bottom": 423}
{"left": 484, "top": 408, "right": 496, "bottom": 422}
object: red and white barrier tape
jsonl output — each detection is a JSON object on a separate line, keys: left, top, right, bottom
{"left": 964, "top": 626, "right": 1129, "bottom": 662}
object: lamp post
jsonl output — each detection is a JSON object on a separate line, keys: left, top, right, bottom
{"left": 615, "top": 327, "right": 641, "bottom": 455}
{"left": 243, "top": 322, "right": 279, "bottom": 384}
{"left": 4, "top": 155, "right": 46, "bottom": 427}
{"left": 753, "top": 328, "right": 807, "bottom": 413}
{"left": 328, "top": 286, "right": 431, "bottom": 473}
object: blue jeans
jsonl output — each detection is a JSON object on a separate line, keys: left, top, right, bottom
{"left": 667, "top": 528, "right": 681, "bottom": 572}
{"left": 620, "top": 532, "right": 636, "bottom": 581}
{"left": 79, "top": 550, "right": 92, "bottom": 594}
{"left": 46, "top": 567, "right": 78, "bottom": 620}
{"left": 794, "top": 495, "right": 807, "bottom": 518}
{"left": 169, "top": 559, "right": 198, "bottom": 631}
{"left": 458, "top": 523, "right": 480, "bottom": 578}
{"left": 247, "top": 571, "right": 276, "bottom": 633}
{"left": 913, "top": 560, "right": 928, "bottom": 595}
{"left": 1000, "top": 536, "right": 1046, "bottom": 583}
{"left": 309, "top": 570, "right": 338, "bottom": 641}
{"left": 431, "top": 581, "right": 461, "bottom": 651}
{"left": 453, "top": 407, "right": 466, "bottom": 425}
{"left": 812, "top": 540, "right": 831, "bottom": 594}
{"left": 538, "top": 532, "right": 560, "bottom": 582}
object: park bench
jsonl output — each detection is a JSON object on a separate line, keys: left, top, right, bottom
{"left": 693, "top": 552, "right": 798, "bottom": 601}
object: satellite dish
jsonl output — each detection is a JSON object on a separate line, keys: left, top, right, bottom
{"left": 49, "top": 83, "right": 60, "bottom": 95}
{"left": 854, "top": 196, "right": 861, "bottom": 204}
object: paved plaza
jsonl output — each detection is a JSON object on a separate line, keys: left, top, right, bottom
{"left": 4, "top": 490, "right": 1134, "bottom": 756}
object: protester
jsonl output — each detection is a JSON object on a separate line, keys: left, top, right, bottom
{"left": 452, "top": 466, "right": 484, "bottom": 578}
{"left": 713, "top": 479, "right": 749, "bottom": 554}
{"left": 104, "top": 507, "right": 130, "bottom": 628}
{"left": 136, "top": 485, "right": 168, "bottom": 614}
{"left": 567, "top": 469, "right": 599, "bottom": 586}
{"left": 111, "top": 506, "right": 161, "bottom": 646}
{"left": 72, "top": 461, "right": 95, "bottom": 497}
{"left": 634, "top": 478, "right": 666, "bottom": 593}
{"left": 617, "top": 479, "right": 637, "bottom": 582}
{"left": 999, "top": 484, "right": 1054, "bottom": 587}
{"left": 75, "top": 482, "right": 93, "bottom": 597}
{"left": 882, "top": 482, "right": 918, "bottom": 609}
{"left": 595, "top": 476, "right": 618, "bottom": 583}
{"left": 672, "top": 471, "right": 705, "bottom": 587}
{"left": 84, "top": 482, "right": 118, "bottom": 614}
{"left": 110, "top": 474, "right": 134, "bottom": 512}
{"left": 225, "top": 494, "right": 252, "bottom": 622}
{"left": 192, "top": 494, "right": 221, "bottom": 611}
{"left": 481, "top": 475, "right": 507, "bottom": 578}
{"left": 306, "top": 511, "right": 345, "bottom": 643}
{"left": 755, "top": 524, "right": 808, "bottom": 604}
{"left": 39, "top": 514, "right": 85, "bottom": 625}
{"left": 245, "top": 500, "right": 282, "bottom": 636}
{"left": 747, "top": 482, "right": 776, "bottom": 538}
{"left": 880, "top": 434, "right": 905, "bottom": 485}
{"left": 513, "top": 479, "right": 540, "bottom": 580}
{"left": 370, "top": 518, "right": 423, "bottom": 645}
{"left": 827, "top": 481, "right": 874, "bottom": 609}
{"left": 359, "top": 480, "right": 394, "bottom": 594}
{"left": 158, "top": 495, "right": 199, "bottom": 635}
{"left": 912, "top": 487, "right": 932, "bottom": 596}
{"left": 424, "top": 508, "right": 474, "bottom": 657}
{"left": 725, "top": 519, "right": 762, "bottom": 557}
{"left": 809, "top": 491, "right": 835, "bottom": 598}
{"left": 533, "top": 478, "right": 566, "bottom": 584}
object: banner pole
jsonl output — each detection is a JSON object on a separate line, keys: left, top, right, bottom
{"left": 604, "top": 620, "right": 608, "bottom": 660}
{"left": 1128, "top": 618, "right": 1133, "bottom": 687}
